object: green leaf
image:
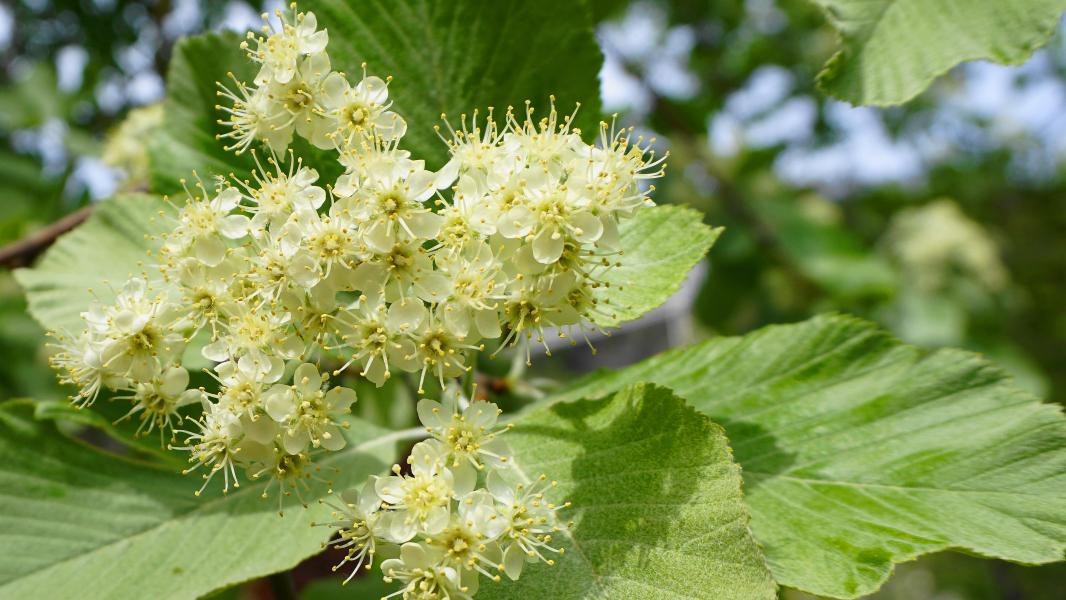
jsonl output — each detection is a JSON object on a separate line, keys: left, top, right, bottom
{"left": 0, "top": 399, "right": 402, "bottom": 600}
{"left": 311, "top": 0, "right": 603, "bottom": 168}
{"left": 14, "top": 194, "right": 174, "bottom": 336}
{"left": 593, "top": 205, "right": 722, "bottom": 327}
{"left": 481, "top": 383, "right": 777, "bottom": 600}
{"left": 148, "top": 32, "right": 258, "bottom": 195}
{"left": 813, "top": 0, "right": 1066, "bottom": 105}
{"left": 553, "top": 314, "right": 1066, "bottom": 598}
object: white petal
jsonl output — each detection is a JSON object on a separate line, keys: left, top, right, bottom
{"left": 161, "top": 367, "right": 189, "bottom": 397}
{"left": 320, "top": 424, "right": 347, "bottom": 450}
{"left": 293, "top": 363, "right": 322, "bottom": 396}
{"left": 450, "top": 462, "right": 477, "bottom": 498}
{"left": 219, "top": 214, "right": 250, "bottom": 239}
{"left": 325, "top": 386, "right": 357, "bottom": 411}
{"left": 532, "top": 228, "right": 564, "bottom": 264}
{"left": 264, "top": 386, "right": 295, "bottom": 422}
{"left": 282, "top": 428, "right": 310, "bottom": 454}
{"left": 194, "top": 235, "right": 227, "bottom": 267}
{"left": 570, "top": 211, "right": 604, "bottom": 243}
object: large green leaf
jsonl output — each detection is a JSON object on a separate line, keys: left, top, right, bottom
{"left": 310, "top": 0, "right": 603, "bottom": 168}
{"left": 813, "top": 0, "right": 1066, "bottom": 105}
{"left": 593, "top": 205, "right": 721, "bottom": 327}
{"left": 553, "top": 314, "right": 1066, "bottom": 598}
{"left": 14, "top": 194, "right": 174, "bottom": 336}
{"left": 0, "top": 399, "right": 402, "bottom": 600}
{"left": 148, "top": 32, "right": 257, "bottom": 194}
{"left": 481, "top": 384, "right": 777, "bottom": 600}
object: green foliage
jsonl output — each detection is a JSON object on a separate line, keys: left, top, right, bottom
{"left": 0, "top": 399, "right": 398, "bottom": 600}
{"left": 813, "top": 0, "right": 1066, "bottom": 105}
{"left": 556, "top": 314, "right": 1066, "bottom": 598}
{"left": 482, "top": 384, "right": 777, "bottom": 600}
{"left": 593, "top": 205, "right": 721, "bottom": 327}
{"left": 312, "top": 0, "right": 603, "bottom": 168}
{"left": 148, "top": 32, "right": 259, "bottom": 195}
{"left": 14, "top": 194, "right": 174, "bottom": 336}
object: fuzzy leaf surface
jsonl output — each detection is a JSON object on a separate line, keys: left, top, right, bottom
{"left": 0, "top": 400, "right": 399, "bottom": 600}
{"left": 480, "top": 384, "right": 777, "bottom": 600}
{"left": 813, "top": 0, "right": 1066, "bottom": 105}
{"left": 555, "top": 314, "right": 1066, "bottom": 597}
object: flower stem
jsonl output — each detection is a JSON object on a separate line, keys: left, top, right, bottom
{"left": 463, "top": 350, "right": 479, "bottom": 400}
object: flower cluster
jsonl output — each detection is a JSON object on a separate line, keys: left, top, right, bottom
{"left": 319, "top": 391, "right": 570, "bottom": 598}
{"left": 47, "top": 3, "right": 663, "bottom": 595}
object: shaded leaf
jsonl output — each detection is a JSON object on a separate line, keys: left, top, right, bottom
{"left": 481, "top": 384, "right": 777, "bottom": 600}
{"left": 312, "top": 0, "right": 603, "bottom": 168}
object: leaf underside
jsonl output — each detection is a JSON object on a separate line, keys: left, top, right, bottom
{"left": 813, "top": 0, "right": 1066, "bottom": 105}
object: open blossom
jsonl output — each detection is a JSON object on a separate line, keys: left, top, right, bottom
{"left": 381, "top": 542, "right": 475, "bottom": 600}
{"left": 114, "top": 366, "right": 201, "bottom": 440}
{"left": 263, "top": 362, "right": 357, "bottom": 452}
{"left": 314, "top": 67, "right": 407, "bottom": 148}
{"left": 417, "top": 394, "right": 511, "bottom": 475}
{"left": 375, "top": 440, "right": 470, "bottom": 542}
{"left": 313, "top": 481, "right": 384, "bottom": 583}
{"left": 164, "top": 182, "right": 250, "bottom": 266}
{"left": 244, "top": 6, "right": 328, "bottom": 86}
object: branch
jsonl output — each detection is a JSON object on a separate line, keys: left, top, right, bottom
{"left": 0, "top": 205, "right": 93, "bottom": 269}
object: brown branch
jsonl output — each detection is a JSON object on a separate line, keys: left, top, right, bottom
{"left": 0, "top": 206, "right": 94, "bottom": 269}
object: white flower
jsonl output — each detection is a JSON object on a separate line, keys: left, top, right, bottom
{"left": 82, "top": 278, "right": 184, "bottom": 381}
{"left": 264, "top": 362, "right": 356, "bottom": 453}
{"left": 428, "top": 490, "right": 507, "bottom": 580}
{"left": 318, "top": 481, "right": 385, "bottom": 583}
{"left": 202, "top": 303, "right": 302, "bottom": 363}
{"left": 406, "top": 313, "right": 483, "bottom": 394}
{"left": 332, "top": 299, "right": 419, "bottom": 385}
{"left": 376, "top": 440, "right": 472, "bottom": 542}
{"left": 433, "top": 249, "right": 505, "bottom": 339}
{"left": 115, "top": 366, "right": 201, "bottom": 441}
{"left": 314, "top": 67, "right": 407, "bottom": 149}
{"left": 169, "top": 257, "right": 240, "bottom": 333}
{"left": 172, "top": 400, "right": 245, "bottom": 495}
{"left": 266, "top": 50, "right": 333, "bottom": 141}
{"left": 48, "top": 329, "right": 122, "bottom": 407}
{"left": 417, "top": 394, "right": 511, "bottom": 475}
{"left": 213, "top": 352, "right": 285, "bottom": 419}
{"left": 335, "top": 151, "right": 444, "bottom": 253}
{"left": 245, "top": 155, "right": 327, "bottom": 231}
{"left": 278, "top": 205, "right": 360, "bottom": 280}
{"left": 244, "top": 6, "right": 328, "bottom": 86}
{"left": 487, "top": 471, "right": 570, "bottom": 579}
{"left": 381, "top": 542, "right": 475, "bottom": 600}
{"left": 164, "top": 182, "right": 250, "bottom": 266}
{"left": 216, "top": 77, "right": 293, "bottom": 154}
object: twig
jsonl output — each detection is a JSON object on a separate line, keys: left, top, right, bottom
{"left": 0, "top": 205, "right": 94, "bottom": 269}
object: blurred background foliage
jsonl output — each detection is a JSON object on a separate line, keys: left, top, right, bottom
{"left": 1, "top": 0, "right": 1065, "bottom": 598}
